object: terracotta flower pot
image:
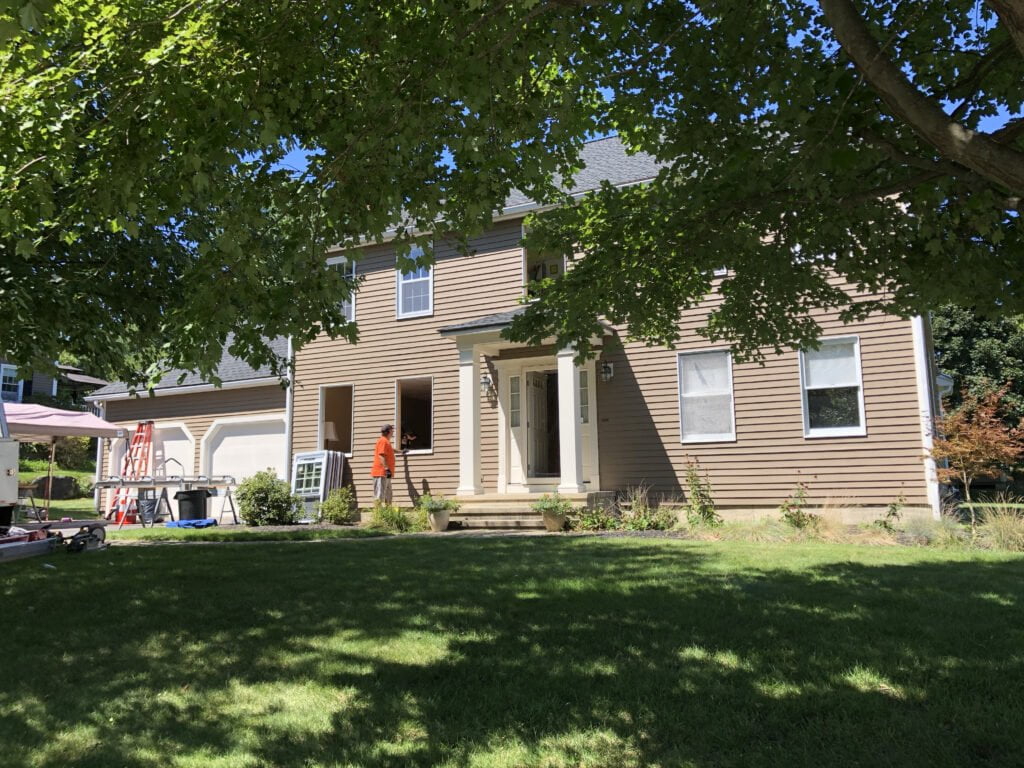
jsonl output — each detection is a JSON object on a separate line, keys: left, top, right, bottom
{"left": 542, "top": 510, "right": 567, "bottom": 532}
{"left": 428, "top": 509, "right": 449, "bottom": 532}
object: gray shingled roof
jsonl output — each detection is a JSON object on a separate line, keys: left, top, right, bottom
{"left": 503, "top": 135, "right": 661, "bottom": 210}
{"left": 88, "top": 335, "right": 288, "bottom": 399}
{"left": 439, "top": 307, "right": 526, "bottom": 336}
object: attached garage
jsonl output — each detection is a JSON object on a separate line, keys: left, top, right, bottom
{"left": 151, "top": 422, "right": 195, "bottom": 476}
{"left": 202, "top": 415, "right": 287, "bottom": 481}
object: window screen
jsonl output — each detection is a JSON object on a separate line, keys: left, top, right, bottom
{"left": 801, "top": 339, "right": 864, "bottom": 435}
{"left": 678, "top": 351, "right": 735, "bottom": 442}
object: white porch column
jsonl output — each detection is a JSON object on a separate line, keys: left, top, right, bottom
{"left": 456, "top": 343, "right": 483, "bottom": 495}
{"left": 556, "top": 346, "right": 585, "bottom": 494}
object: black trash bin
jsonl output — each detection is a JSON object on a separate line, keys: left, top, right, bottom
{"left": 137, "top": 498, "right": 160, "bottom": 526}
{"left": 175, "top": 489, "right": 211, "bottom": 521}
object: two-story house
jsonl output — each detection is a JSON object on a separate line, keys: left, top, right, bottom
{"left": 290, "top": 137, "right": 943, "bottom": 521}
{"left": 91, "top": 137, "right": 943, "bottom": 522}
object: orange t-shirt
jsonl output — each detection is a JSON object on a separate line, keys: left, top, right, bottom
{"left": 371, "top": 435, "right": 396, "bottom": 477}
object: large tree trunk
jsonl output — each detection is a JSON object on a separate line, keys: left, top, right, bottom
{"left": 821, "top": 0, "right": 1024, "bottom": 195}
{"left": 987, "top": 1, "right": 1024, "bottom": 58}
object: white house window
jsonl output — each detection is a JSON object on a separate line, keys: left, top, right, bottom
{"left": 327, "top": 256, "right": 356, "bottom": 322}
{"left": 509, "top": 375, "right": 521, "bottom": 428}
{"left": 800, "top": 337, "right": 866, "bottom": 438}
{"left": 396, "top": 376, "right": 433, "bottom": 451}
{"left": 396, "top": 245, "right": 433, "bottom": 318}
{"left": 678, "top": 351, "right": 735, "bottom": 442}
{"left": 1, "top": 364, "right": 21, "bottom": 402}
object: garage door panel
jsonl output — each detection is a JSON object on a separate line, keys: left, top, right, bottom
{"left": 153, "top": 426, "right": 194, "bottom": 476}
{"left": 207, "top": 420, "right": 286, "bottom": 481}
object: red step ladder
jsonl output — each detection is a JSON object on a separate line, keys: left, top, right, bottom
{"left": 107, "top": 421, "right": 154, "bottom": 522}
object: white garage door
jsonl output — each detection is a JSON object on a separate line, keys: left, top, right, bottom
{"left": 152, "top": 425, "right": 194, "bottom": 476}
{"left": 206, "top": 418, "right": 286, "bottom": 481}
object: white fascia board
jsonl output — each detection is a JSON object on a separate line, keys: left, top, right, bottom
{"left": 85, "top": 376, "right": 281, "bottom": 403}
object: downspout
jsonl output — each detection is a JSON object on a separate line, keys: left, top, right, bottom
{"left": 284, "top": 336, "right": 295, "bottom": 483}
{"left": 911, "top": 315, "right": 941, "bottom": 519}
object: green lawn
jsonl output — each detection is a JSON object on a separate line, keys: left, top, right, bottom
{"left": 106, "top": 525, "right": 387, "bottom": 542}
{"left": 17, "top": 458, "right": 95, "bottom": 488}
{"left": 2, "top": 538, "right": 1023, "bottom": 767}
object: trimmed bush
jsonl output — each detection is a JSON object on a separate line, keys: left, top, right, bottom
{"left": 319, "top": 486, "right": 356, "bottom": 525}
{"left": 236, "top": 471, "right": 302, "bottom": 526}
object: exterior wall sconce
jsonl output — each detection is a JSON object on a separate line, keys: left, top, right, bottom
{"left": 480, "top": 372, "right": 493, "bottom": 393}
{"left": 600, "top": 362, "right": 614, "bottom": 382}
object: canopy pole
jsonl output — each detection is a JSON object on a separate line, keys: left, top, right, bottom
{"left": 46, "top": 438, "right": 55, "bottom": 519}
{"left": 0, "top": 398, "right": 9, "bottom": 439}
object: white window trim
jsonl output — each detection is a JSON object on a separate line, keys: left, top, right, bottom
{"left": 799, "top": 335, "right": 868, "bottom": 439}
{"left": 677, "top": 349, "right": 737, "bottom": 444}
{"left": 395, "top": 244, "right": 434, "bottom": 319}
{"left": 326, "top": 255, "right": 357, "bottom": 323}
{"left": 394, "top": 375, "right": 435, "bottom": 455}
{"left": 316, "top": 382, "right": 355, "bottom": 458}
{"left": 1, "top": 364, "right": 24, "bottom": 403}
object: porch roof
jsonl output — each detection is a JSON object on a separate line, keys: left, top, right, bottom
{"left": 438, "top": 307, "right": 526, "bottom": 337}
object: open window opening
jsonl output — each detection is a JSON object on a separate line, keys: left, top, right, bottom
{"left": 321, "top": 385, "right": 354, "bottom": 454}
{"left": 524, "top": 233, "right": 566, "bottom": 298}
{"left": 396, "top": 377, "right": 433, "bottom": 452}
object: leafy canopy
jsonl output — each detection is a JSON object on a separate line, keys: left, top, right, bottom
{"left": 1, "top": 1, "right": 1023, "bottom": 379}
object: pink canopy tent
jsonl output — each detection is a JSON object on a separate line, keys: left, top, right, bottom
{"left": 0, "top": 403, "right": 123, "bottom": 517}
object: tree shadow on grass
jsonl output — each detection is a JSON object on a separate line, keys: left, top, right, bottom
{"left": 2, "top": 538, "right": 1023, "bottom": 767}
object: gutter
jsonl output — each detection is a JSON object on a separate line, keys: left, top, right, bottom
{"left": 86, "top": 376, "right": 281, "bottom": 403}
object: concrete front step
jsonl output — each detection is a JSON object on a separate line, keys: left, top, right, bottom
{"left": 450, "top": 515, "right": 544, "bottom": 530}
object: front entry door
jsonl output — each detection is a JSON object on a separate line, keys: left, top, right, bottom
{"left": 502, "top": 358, "right": 600, "bottom": 492}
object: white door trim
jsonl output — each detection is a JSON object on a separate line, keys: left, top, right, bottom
{"left": 494, "top": 355, "right": 600, "bottom": 494}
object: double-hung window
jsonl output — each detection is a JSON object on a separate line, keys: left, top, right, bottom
{"left": 1, "top": 364, "right": 21, "bottom": 402}
{"left": 799, "top": 337, "right": 866, "bottom": 437}
{"left": 396, "top": 245, "right": 433, "bottom": 318}
{"left": 326, "top": 256, "right": 357, "bottom": 323}
{"left": 678, "top": 351, "right": 735, "bottom": 442}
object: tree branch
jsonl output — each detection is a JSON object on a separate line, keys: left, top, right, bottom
{"left": 821, "top": 0, "right": 1024, "bottom": 195}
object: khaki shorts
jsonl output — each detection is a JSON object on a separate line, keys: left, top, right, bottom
{"left": 373, "top": 476, "right": 393, "bottom": 505}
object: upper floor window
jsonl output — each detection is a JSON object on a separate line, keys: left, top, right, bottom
{"left": 799, "top": 337, "right": 866, "bottom": 438}
{"left": 678, "top": 350, "right": 735, "bottom": 442}
{"left": 396, "top": 245, "right": 433, "bottom": 318}
{"left": 326, "top": 256, "right": 356, "bottom": 323}
{"left": 523, "top": 224, "right": 566, "bottom": 298}
{"left": 1, "top": 364, "right": 21, "bottom": 402}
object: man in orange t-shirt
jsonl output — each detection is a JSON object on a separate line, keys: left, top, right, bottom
{"left": 371, "top": 424, "right": 396, "bottom": 505}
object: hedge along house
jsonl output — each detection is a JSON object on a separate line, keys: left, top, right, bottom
{"left": 86, "top": 336, "right": 289, "bottom": 509}
{"left": 291, "top": 137, "right": 945, "bottom": 522}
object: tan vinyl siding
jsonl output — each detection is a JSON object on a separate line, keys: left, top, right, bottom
{"left": 100, "top": 386, "right": 286, "bottom": 478}
{"left": 597, "top": 311, "right": 929, "bottom": 507}
{"left": 292, "top": 219, "right": 525, "bottom": 507}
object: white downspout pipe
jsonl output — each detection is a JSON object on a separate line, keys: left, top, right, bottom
{"left": 284, "top": 337, "right": 295, "bottom": 483}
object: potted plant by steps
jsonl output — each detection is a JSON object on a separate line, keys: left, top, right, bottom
{"left": 533, "top": 493, "right": 573, "bottom": 532}
{"left": 418, "top": 494, "right": 459, "bottom": 532}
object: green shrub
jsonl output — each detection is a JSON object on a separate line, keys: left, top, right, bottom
{"left": 76, "top": 477, "right": 94, "bottom": 499}
{"left": 54, "top": 436, "right": 94, "bottom": 471}
{"left": 368, "top": 503, "right": 427, "bottom": 532}
{"left": 685, "top": 460, "right": 721, "bottom": 527}
{"left": 617, "top": 484, "right": 675, "bottom": 531}
{"left": 779, "top": 483, "right": 818, "bottom": 530}
{"left": 531, "top": 493, "right": 575, "bottom": 517}
{"left": 318, "top": 486, "right": 356, "bottom": 525}
{"left": 979, "top": 506, "right": 1024, "bottom": 551}
{"left": 874, "top": 493, "right": 905, "bottom": 532}
{"left": 417, "top": 494, "right": 460, "bottom": 515}
{"left": 572, "top": 505, "right": 620, "bottom": 531}
{"left": 236, "top": 471, "right": 302, "bottom": 526}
